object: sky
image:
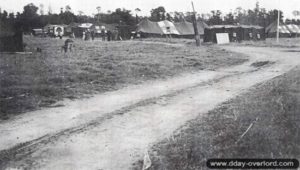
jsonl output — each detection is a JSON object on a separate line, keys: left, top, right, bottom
{"left": 1, "top": 0, "right": 300, "bottom": 19}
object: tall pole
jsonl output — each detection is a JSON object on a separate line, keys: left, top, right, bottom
{"left": 276, "top": 2, "right": 280, "bottom": 43}
{"left": 191, "top": 1, "right": 200, "bottom": 46}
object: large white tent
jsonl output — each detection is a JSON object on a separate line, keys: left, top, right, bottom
{"left": 266, "top": 21, "right": 300, "bottom": 37}
{"left": 136, "top": 19, "right": 208, "bottom": 37}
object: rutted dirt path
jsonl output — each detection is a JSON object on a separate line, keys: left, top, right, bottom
{"left": 0, "top": 46, "right": 300, "bottom": 170}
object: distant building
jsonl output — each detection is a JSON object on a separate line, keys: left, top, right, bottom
{"left": 71, "top": 23, "right": 93, "bottom": 37}
{"left": 43, "top": 24, "right": 65, "bottom": 37}
{"left": 203, "top": 25, "right": 266, "bottom": 43}
{"left": 0, "top": 21, "right": 23, "bottom": 52}
{"left": 32, "top": 28, "right": 45, "bottom": 36}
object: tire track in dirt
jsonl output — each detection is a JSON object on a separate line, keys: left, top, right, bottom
{"left": 1, "top": 46, "right": 300, "bottom": 170}
{"left": 0, "top": 71, "right": 245, "bottom": 168}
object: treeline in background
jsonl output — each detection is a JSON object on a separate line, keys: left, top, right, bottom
{"left": 1, "top": 2, "right": 300, "bottom": 33}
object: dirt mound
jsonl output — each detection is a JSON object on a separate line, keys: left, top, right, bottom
{"left": 251, "top": 61, "right": 272, "bottom": 67}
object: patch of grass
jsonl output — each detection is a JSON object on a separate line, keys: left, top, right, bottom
{"left": 134, "top": 66, "right": 300, "bottom": 170}
{"left": 0, "top": 36, "right": 247, "bottom": 119}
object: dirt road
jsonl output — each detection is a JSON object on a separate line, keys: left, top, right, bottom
{"left": 0, "top": 46, "right": 299, "bottom": 170}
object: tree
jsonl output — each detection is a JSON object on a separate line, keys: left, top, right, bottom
{"left": 23, "top": 3, "right": 38, "bottom": 18}
{"left": 166, "top": 13, "right": 173, "bottom": 21}
{"left": 21, "top": 3, "right": 40, "bottom": 32}
{"left": 65, "top": 5, "right": 71, "bottom": 12}
{"left": 208, "top": 10, "right": 222, "bottom": 25}
{"left": 8, "top": 12, "right": 14, "bottom": 20}
{"left": 59, "top": 5, "right": 76, "bottom": 24}
{"left": 96, "top": 6, "right": 101, "bottom": 14}
{"left": 109, "top": 8, "right": 135, "bottom": 25}
{"left": 78, "top": 11, "right": 84, "bottom": 16}
{"left": 48, "top": 5, "right": 52, "bottom": 15}
{"left": 135, "top": 8, "right": 141, "bottom": 23}
{"left": 39, "top": 4, "right": 44, "bottom": 15}
{"left": 150, "top": 6, "right": 165, "bottom": 21}
{"left": 1, "top": 10, "right": 8, "bottom": 21}
{"left": 224, "top": 12, "right": 235, "bottom": 24}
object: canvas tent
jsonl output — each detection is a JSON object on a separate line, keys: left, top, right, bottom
{"left": 136, "top": 19, "right": 163, "bottom": 36}
{"left": 0, "top": 21, "right": 23, "bottom": 52}
{"left": 91, "top": 23, "right": 118, "bottom": 34}
{"left": 64, "top": 23, "right": 80, "bottom": 36}
{"left": 136, "top": 19, "right": 208, "bottom": 38}
{"left": 286, "top": 24, "right": 300, "bottom": 37}
{"left": 70, "top": 23, "right": 93, "bottom": 37}
{"left": 240, "top": 25, "right": 265, "bottom": 41}
{"left": 265, "top": 21, "right": 291, "bottom": 37}
{"left": 157, "top": 20, "right": 180, "bottom": 35}
{"left": 174, "top": 20, "right": 208, "bottom": 38}
{"left": 196, "top": 20, "right": 209, "bottom": 35}
{"left": 204, "top": 25, "right": 265, "bottom": 43}
{"left": 44, "top": 24, "right": 65, "bottom": 37}
{"left": 32, "top": 28, "right": 44, "bottom": 36}
{"left": 174, "top": 20, "right": 194, "bottom": 36}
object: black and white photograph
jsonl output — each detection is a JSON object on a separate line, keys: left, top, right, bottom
{"left": 0, "top": 0, "right": 300, "bottom": 169}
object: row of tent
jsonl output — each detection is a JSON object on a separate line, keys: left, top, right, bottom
{"left": 136, "top": 19, "right": 300, "bottom": 43}
{"left": 136, "top": 19, "right": 266, "bottom": 42}
{"left": 34, "top": 20, "right": 300, "bottom": 42}
{"left": 40, "top": 23, "right": 118, "bottom": 37}
{"left": 265, "top": 20, "right": 300, "bottom": 37}
{"left": 136, "top": 19, "right": 208, "bottom": 38}
{"left": 32, "top": 22, "right": 133, "bottom": 40}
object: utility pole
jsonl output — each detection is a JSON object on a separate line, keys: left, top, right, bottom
{"left": 191, "top": 1, "right": 200, "bottom": 46}
{"left": 276, "top": 9, "right": 280, "bottom": 43}
{"left": 276, "top": 0, "right": 280, "bottom": 43}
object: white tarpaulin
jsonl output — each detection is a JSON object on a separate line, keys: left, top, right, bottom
{"left": 79, "top": 23, "right": 93, "bottom": 28}
{"left": 157, "top": 20, "right": 180, "bottom": 35}
{"left": 286, "top": 24, "right": 300, "bottom": 33}
{"left": 278, "top": 25, "right": 290, "bottom": 34}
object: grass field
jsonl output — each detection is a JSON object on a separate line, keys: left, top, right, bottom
{"left": 0, "top": 36, "right": 247, "bottom": 120}
{"left": 133, "top": 66, "right": 300, "bottom": 170}
{"left": 239, "top": 37, "right": 300, "bottom": 48}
